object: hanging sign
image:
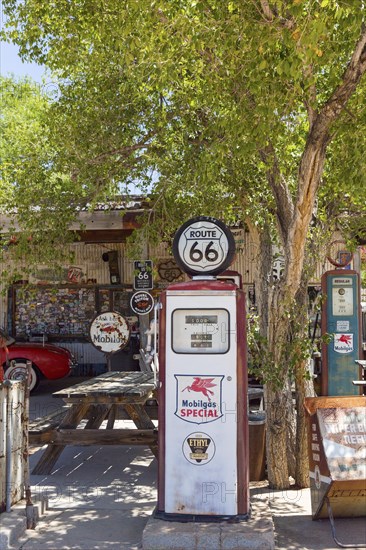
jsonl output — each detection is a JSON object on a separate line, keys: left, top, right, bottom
{"left": 133, "top": 260, "right": 153, "bottom": 290}
{"left": 130, "top": 291, "right": 154, "bottom": 315}
{"left": 172, "top": 216, "right": 235, "bottom": 276}
{"left": 326, "top": 240, "right": 353, "bottom": 268}
{"left": 89, "top": 311, "right": 130, "bottom": 354}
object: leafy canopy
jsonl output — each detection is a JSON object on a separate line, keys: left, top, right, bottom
{"left": 0, "top": 76, "right": 79, "bottom": 278}
{"left": 1, "top": 1, "right": 365, "bottom": 249}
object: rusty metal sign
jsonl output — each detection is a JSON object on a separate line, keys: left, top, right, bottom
{"left": 305, "top": 396, "right": 366, "bottom": 519}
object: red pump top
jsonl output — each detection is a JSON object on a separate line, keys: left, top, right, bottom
{"left": 166, "top": 279, "right": 238, "bottom": 292}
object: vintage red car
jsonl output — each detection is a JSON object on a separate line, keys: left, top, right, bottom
{"left": 0, "top": 336, "right": 77, "bottom": 392}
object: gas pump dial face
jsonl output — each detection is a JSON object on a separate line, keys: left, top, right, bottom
{"left": 171, "top": 308, "right": 230, "bottom": 354}
{"left": 332, "top": 287, "right": 353, "bottom": 316}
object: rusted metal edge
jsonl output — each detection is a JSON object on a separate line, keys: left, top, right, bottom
{"left": 304, "top": 396, "right": 366, "bottom": 416}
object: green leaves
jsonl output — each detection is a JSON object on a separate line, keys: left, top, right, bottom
{"left": 0, "top": 1, "right": 365, "bottom": 276}
{"left": 0, "top": 76, "right": 78, "bottom": 280}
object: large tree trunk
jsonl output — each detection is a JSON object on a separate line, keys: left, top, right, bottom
{"left": 295, "top": 364, "right": 315, "bottom": 487}
{"left": 293, "top": 259, "right": 317, "bottom": 487}
{"left": 253, "top": 224, "right": 294, "bottom": 488}
{"left": 247, "top": 24, "right": 366, "bottom": 490}
{"left": 253, "top": 228, "right": 315, "bottom": 488}
{"left": 265, "top": 385, "right": 291, "bottom": 488}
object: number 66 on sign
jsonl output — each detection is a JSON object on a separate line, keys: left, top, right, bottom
{"left": 172, "top": 216, "right": 236, "bottom": 277}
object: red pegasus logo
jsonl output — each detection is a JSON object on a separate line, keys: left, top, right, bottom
{"left": 338, "top": 334, "right": 352, "bottom": 345}
{"left": 98, "top": 324, "right": 127, "bottom": 340}
{"left": 182, "top": 377, "right": 216, "bottom": 402}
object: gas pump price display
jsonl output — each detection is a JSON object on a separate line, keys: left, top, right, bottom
{"left": 331, "top": 277, "right": 354, "bottom": 316}
{"left": 171, "top": 309, "right": 229, "bottom": 354}
{"left": 186, "top": 315, "right": 216, "bottom": 349}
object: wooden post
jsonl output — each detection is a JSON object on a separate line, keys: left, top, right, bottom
{"left": 24, "top": 361, "right": 35, "bottom": 529}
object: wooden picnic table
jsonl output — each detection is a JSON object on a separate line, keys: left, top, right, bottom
{"left": 353, "top": 359, "right": 366, "bottom": 386}
{"left": 30, "top": 371, "right": 158, "bottom": 475}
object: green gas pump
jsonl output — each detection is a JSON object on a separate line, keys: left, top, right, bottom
{"left": 321, "top": 270, "right": 362, "bottom": 396}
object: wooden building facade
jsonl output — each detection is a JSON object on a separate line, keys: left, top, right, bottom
{"left": 0, "top": 202, "right": 364, "bottom": 372}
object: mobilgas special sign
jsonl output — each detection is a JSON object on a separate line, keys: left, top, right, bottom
{"left": 174, "top": 374, "right": 224, "bottom": 424}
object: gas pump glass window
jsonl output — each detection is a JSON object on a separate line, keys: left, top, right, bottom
{"left": 171, "top": 309, "right": 230, "bottom": 354}
{"left": 331, "top": 286, "right": 354, "bottom": 316}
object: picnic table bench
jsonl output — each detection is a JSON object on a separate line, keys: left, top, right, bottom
{"left": 29, "top": 406, "right": 71, "bottom": 445}
{"left": 353, "top": 359, "right": 366, "bottom": 386}
{"left": 30, "top": 371, "right": 158, "bottom": 475}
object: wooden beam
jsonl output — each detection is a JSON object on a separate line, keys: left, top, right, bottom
{"left": 74, "top": 229, "right": 134, "bottom": 243}
{"left": 41, "top": 428, "right": 158, "bottom": 446}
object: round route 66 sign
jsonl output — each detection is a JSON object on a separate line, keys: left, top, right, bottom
{"left": 172, "top": 216, "right": 235, "bottom": 276}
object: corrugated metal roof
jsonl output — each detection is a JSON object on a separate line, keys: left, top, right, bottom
{"left": 76, "top": 196, "right": 150, "bottom": 212}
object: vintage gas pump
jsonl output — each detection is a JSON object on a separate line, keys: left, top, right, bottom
{"left": 321, "top": 269, "right": 363, "bottom": 395}
{"left": 306, "top": 254, "right": 366, "bottom": 540}
{"left": 156, "top": 216, "right": 249, "bottom": 520}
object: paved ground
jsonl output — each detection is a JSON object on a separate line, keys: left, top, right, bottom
{"left": 20, "top": 445, "right": 157, "bottom": 549}
{"left": 15, "top": 451, "right": 365, "bottom": 550}
{"left": 20, "top": 377, "right": 157, "bottom": 549}
{"left": 256, "top": 485, "right": 366, "bottom": 550}
{"left": 2, "top": 377, "right": 365, "bottom": 549}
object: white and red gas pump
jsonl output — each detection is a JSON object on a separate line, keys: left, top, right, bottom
{"left": 156, "top": 216, "right": 249, "bottom": 520}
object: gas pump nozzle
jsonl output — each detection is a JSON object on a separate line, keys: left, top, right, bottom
{"left": 152, "top": 304, "right": 161, "bottom": 388}
{"left": 140, "top": 308, "right": 160, "bottom": 388}
{"left": 145, "top": 319, "right": 155, "bottom": 352}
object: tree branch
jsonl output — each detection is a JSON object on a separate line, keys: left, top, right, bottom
{"left": 260, "top": 145, "right": 294, "bottom": 244}
{"left": 311, "top": 24, "right": 366, "bottom": 142}
{"left": 260, "top": 0, "right": 274, "bottom": 21}
{"left": 259, "top": 0, "right": 295, "bottom": 29}
{"left": 88, "top": 129, "right": 158, "bottom": 165}
{"left": 303, "top": 64, "right": 317, "bottom": 128}
{"left": 297, "top": 24, "right": 366, "bottom": 210}
{"left": 286, "top": 24, "right": 366, "bottom": 293}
